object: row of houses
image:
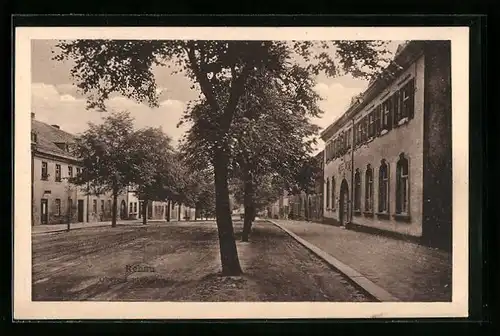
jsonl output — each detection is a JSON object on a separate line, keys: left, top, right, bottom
{"left": 30, "top": 114, "right": 195, "bottom": 226}
{"left": 267, "top": 40, "right": 452, "bottom": 251}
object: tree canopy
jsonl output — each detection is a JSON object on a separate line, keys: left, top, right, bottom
{"left": 56, "top": 39, "right": 390, "bottom": 275}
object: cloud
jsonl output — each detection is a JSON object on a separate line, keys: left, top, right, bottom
{"left": 31, "top": 82, "right": 188, "bottom": 147}
{"left": 312, "top": 76, "right": 368, "bottom": 132}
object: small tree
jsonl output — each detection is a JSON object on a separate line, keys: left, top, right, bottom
{"left": 70, "top": 111, "right": 136, "bottom": 227}
{"left": 129, "top": 127, "right": 179, "bottom": 225}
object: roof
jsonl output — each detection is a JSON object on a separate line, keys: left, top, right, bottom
{"left": 31, "top": 119, "right": 80, "bottom": 161}
{"left": 320, "top": 40, "right": 426, "bottom": 141}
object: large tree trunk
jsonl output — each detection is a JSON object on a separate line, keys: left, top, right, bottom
{"left": 241, "top": 171, "right": 254, "bottom": 242}
{"left": 111, "top": 191, "right": 118, "bottom": 228}
{"left": 142, "top": 198, "right": 148, "bottom": 225}
{"left": 214, "top": 149, "right": 242, "bottom": 276}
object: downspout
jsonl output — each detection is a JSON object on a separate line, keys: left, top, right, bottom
{"left": 349, "top": 118, "right": 355, "bottom": 226}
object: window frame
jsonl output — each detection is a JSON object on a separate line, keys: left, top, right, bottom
{"left": 331, "top": 176, "right": 336, "bottom": 210}
{"left": 325, "top": 177, "right": 330, "bottom": 209}
{"left": 364, "top": 165, "right": 374, "bottom": 213}
{"left": 354, "top": 169, "right": 362, "bottom": 213}
{"left": 395, "top": 153, "right": 410, "bottom": 216}
{"left": 55, "top": 198, "right": 61, "bottom": 216}
{"left": 378, "top": 159, "right": 390, "bottom": 216}
{"left": 55, "top": 164, "right": 62, "bottom": 182}
{"left": 68, "top": 166, "right": 73, "bottom": 178}
{"left": 41, "top": 161, "right": 48, "bottom": 180}
{"left": 92, "top": 199, "right": 97, "bottom": 213}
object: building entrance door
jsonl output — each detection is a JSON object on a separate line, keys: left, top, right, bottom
{"left": 339, "top": 179, "right": 349, "bottom": 227}
{"left": 77, "top": 200, "right": 84, "bottom": 222}
{"left": 41, "top": 199, "right": 48, "bottom": 224}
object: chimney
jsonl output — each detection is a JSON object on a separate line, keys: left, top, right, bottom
{"left": 51, "top": 124, "right": 60, "bottom": 129}
{"left": 31, "top": 112, "right": 35, "bottom": 119}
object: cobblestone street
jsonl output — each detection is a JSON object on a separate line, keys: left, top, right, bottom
{"left": 272, "top": 220, "right": 452, "bottom": 302}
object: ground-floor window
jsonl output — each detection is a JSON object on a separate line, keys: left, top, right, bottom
{"left": 354, "top": 169, "right": 361, "bottom": 212}
{"left": 331, "top": 177, "right": 336, "bottom": 210}
{"left": 365, "top": 165, "right": 374, "bottom": 212}
{"left": 396, "top": 153, "right": 409, "bottom": 215}
{"left": 325, "top": 178, "right": 330, "bottom": 209}
{"left": 55, "top": 198, "right": 61, "bottom": 216}
{"left": 378, "top": 159, "right": 389, "bottom": 213}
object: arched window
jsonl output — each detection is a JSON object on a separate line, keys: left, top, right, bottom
{"left": 378, "top": 159, "right": 389, "bottom": 213}
{"left": 331, "top": 176, "right": 336, "bottom": 210}
{"left": 365, "top": 164, "right": 374, "bottom": 212}
{"left": 325, "top": 178, "right": 330, "bottom": 209}
{"left": 354, "top": 169, "right": 361, "bottom": 212}
{"left": 396, "top": 153, "right": 409, "bottom": 214}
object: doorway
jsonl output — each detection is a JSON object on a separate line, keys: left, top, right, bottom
{"left": 339, "top": 179, "right": 350, "bottom": 227}
{"left": 41, "top": 198, "right": 48, "bottom": 224}
{"left": 120, "top": 200, "right": 127, "bottom": 219}
{"left": 77, "top": 200, "right": 84, "bottom": 222}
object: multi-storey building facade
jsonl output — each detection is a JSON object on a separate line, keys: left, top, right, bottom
{"left": 320, "top": 41, "right": 452, "bottom": 251}
{"left": 31, "top": 114, "right": 195, "bottom": 225}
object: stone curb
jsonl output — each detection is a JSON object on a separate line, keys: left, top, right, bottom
{"left": 268, "top": 219, "right": 401, "bottom": 302}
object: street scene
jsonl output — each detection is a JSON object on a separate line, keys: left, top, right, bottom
{"left": 29, "top": 37, "right": 453, "bottom": 304}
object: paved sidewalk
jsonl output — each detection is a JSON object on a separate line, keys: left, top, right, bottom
{"left": 32, "top": 219, "right": 167, "bottom": 234}
{"left": 272, "top": 220, "right": 452, "bottom": 302}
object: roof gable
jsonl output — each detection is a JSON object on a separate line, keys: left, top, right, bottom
{"left": 31, "top": 119, "right": 79, "bottom": 160}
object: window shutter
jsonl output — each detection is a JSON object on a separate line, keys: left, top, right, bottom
{"left": 408, "top": 78, "right": 415, "bottom": 120}
{"left": 388, "top": 96, "right": 395, "bottom": 130}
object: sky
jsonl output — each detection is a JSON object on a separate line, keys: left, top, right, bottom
{"left": 31, "top": 40, "right": 401, "bottom": 153}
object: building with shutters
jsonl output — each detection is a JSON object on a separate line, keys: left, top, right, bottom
{"left": 320, "top": 40, "right": 452, "bottom": 251}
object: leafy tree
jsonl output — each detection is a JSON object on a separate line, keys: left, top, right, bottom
{"left": 69, "top": 111, "right": 136, "bottom": 227}
{"left": 129, "top": 127, "right": 178, "bottom": 225}
{"left": 55, "top": 39, "right": 389, "bottom": 275}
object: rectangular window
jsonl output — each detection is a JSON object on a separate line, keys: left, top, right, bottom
{"left": 107, "top": 200, "right": 112, "bottom": 213}
{"left": 41, "top": 161, "right": 48, "bottom": 180}
{"left": 400, "top": 78, "right": 415, "bottom": 121}
{"left": 382, "top": 99, "right": 392, "bottom": 131}
{"left": 130, "top": 202, "right": 133, "bottom": 213}
{"left": 76, "top": 167, "right": 81, "bottom": 176}
{"left": 376, "top": 105, "right": 382, "bottom": 135}
{"left": 363, "top": 117, "right": 368, "bottom": 142}
{"left": 68, "top": 166, "right": 73, "bottom": 178}
{"left": 101, "top": 200, "right": 104, "bottom": 212}
{"left": 392, "top": 91, "right": 401, "bottom": 127}
{"left": 55, "top": 164, "right": 62, "bottom": 182}
{"left": 134, "top": 202, "right": 137, "bottom": 213}
{"left": 347, "top": 128, "right": 352, "bottom": 149}
{"left": 92, "top": 199, "right": 97, "bottom": 213}
{"left": 368, "top": 112, "right": 375, "bottom": 138}
{"left": 55, "top": 199, "right": 61, "bottom": 216}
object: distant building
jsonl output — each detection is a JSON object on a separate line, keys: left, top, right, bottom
{"left": 320, "top": 41, "right": 452, "bottom": 250}
{"left": 267, "top": 150, "right": 324, "bottom": 222}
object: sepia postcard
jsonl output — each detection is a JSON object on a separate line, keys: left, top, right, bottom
{"left": 14, "top": 26, "right": 470, "bottom": 320}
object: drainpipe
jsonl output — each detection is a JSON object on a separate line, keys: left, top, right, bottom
{"left": 349, "top": 118, "right": 355, "bottom": 226}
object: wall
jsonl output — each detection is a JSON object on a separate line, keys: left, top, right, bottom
{"left": 323, "top": 54, "right": 426, "bottom": 237}
{"left": 422, "top": 41, "right": 453, "bottom": 250}
{"left": 32, "top": 155, "right": 80, "bottom": 225}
